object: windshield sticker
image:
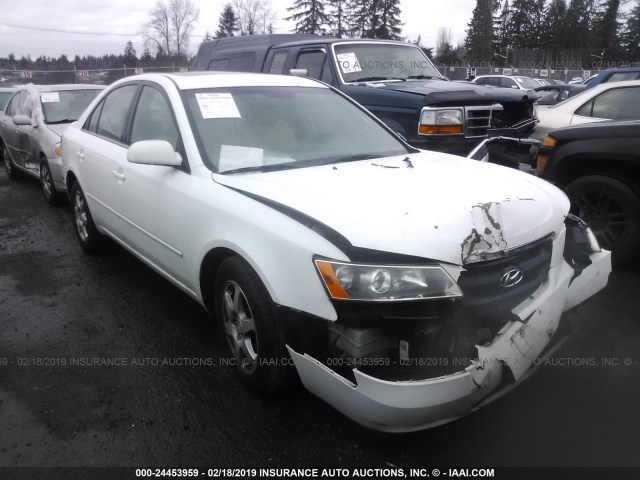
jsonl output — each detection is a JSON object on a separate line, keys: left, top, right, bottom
{"left": 336, "top": 52, "right": 362, "bottom": 74}
{"left": 218, "top": 145, "right": 263, "bottom": 172}
{"left": 40, "top": 92, "right": 60, "bottom": 103}
{"left": 195, "top": 93, "right": 241, "bottom": 119}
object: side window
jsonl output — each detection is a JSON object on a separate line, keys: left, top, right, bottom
{"left": 130, "top": 86, "right": 179, "bottom": 149}
{"left": 85, "top": 99, "right": 105, "bottom": 133}
{"left": 575, "top": 99, "right": 594, "bottom": 117}
{"left": 475, "top": 77, "right": 487, "bottom": 85}
{"left": 320, "top": 61, "right": 334, "bottom": 84}
{"left": 589, "top": 87, "right": 640, "bottom": 120}
{"left": 208, "top": 54, "right": 255, "bottom": 72}
{"left": 269, "top": 52, "right": 288, "bottom": 74}
{"left": 19, "top": 91, "right": 33, "bottom": 117}
{"left": 295, "top": 51, "right": 327, "bottom": 80}
{"left": 500, "top": 77, "right": 516, "bottom": 88}
{"left": 6, "top": 95, "right": 20, "bottom": 116}
{"left": 485, "top": 77, "right": 500, "bottom": 87}
{"left": 95, "top": 85, "right": 137, "bottom": 143}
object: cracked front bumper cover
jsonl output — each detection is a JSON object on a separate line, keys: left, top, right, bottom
{"left": 288, "top": 246, "right": 611, "bottom": 433}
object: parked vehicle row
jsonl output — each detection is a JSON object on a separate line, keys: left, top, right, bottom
{"left": 0, "top": 84, "right": 105, "bottom": 204}
{"left": 0, "top": 71, "right": 612, "bottom": 432}
{"left": 533, "top": 79, "right": 640, "bottom": 140}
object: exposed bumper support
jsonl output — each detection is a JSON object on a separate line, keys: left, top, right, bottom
{"left": 288, "top": 248, "right": 611, "bottom": 432}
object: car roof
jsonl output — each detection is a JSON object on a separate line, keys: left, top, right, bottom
{"left": 17, "top": 84, "right": 105, "bottom": 92}
{"left": 121, "top": 71, "right": 328, "bottom": 91}
{"left": 596, "top": 66, "right": 640, "bottom": 74}
{"left": 201, "top": 34, "right": 414, "bottom": 51}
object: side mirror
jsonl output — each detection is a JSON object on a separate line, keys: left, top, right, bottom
{"left": 127, "top": 140, "right": 182, "bottom": 167}
{"left": 13, "top": 114, "right": 32, "bottom": 126}
{"left": 289, "top": 68, "right": 309, "bottom": 77}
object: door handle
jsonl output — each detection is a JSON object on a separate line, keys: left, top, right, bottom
{"left": 112, "top": 170, "right": 126, "bottom": 181}
{"left": 77, "top": 151, "right": 85, "bottom": 160}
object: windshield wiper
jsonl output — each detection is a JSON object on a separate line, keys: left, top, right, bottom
{"left": 219, "top": 162, "right": 300, "bottom": 175}
{"left": 407, "top": 75, "right": 435, "bottom": 80}
{"left": 46, "top": 119, "right": 76, "bottom": 124}
{"left": 353, "top": 76, "right": 407, "bottom": 83}
{"left": 319, "top": 154, "right": 385, "bottom": 166}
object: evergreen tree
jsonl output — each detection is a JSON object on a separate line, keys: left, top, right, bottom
{"left": 493, "top": 0, "right": 512, "bottom": 62}
{"left": 348, "top": 0, "right": 372, "bottom": 37}
{"left": 542, "top": 0, "right": 568, "bottom": 52}
{"left": 372, "top": 0, "right": 403, "bottom": 39}
{"left": 465, "top": 0, "right": 497, "bottom": 61}
{"left": 592, "top": 0, "right": 622, "bottom": 63}
{"left": 286, "top": 0, "right": 330, "bottom": 35}
{"left": 216, "top": 4, "right": 239, "bottom": 38}
{"left": 124, "top": 40, "right": 137, "bottom": 67}
{"left": 563, "top": 0, "right": 593, "bottom": 60}
{"left": 141, "top": 48, "right": 154, "bottom": 63}
{"left": 328, "top": 0, "right": 350, "bottom": 37}
{"left": 621, "top": 0, "right": 640, "bottom": 61}
{"left": 506, "top": 0, "right": 541, "bottom": 50}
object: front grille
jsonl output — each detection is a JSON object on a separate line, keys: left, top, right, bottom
{"left": 465, "top": 104, "right": 504, "bottom": 138}
{"left": 457, "top": 236, "right": 553, "bottom": 314}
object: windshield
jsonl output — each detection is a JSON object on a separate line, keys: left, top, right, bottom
{"left": 515, "top": 77, "right": 541, "bottom": 89}
{"left": 41, "top": 89, "right": 102, "bottom": 123}
{"left": 333, "top": 43, "right": 442, "bottom": 83}
{"left": 183, "top": 86, "right": 409, "bottom": 174}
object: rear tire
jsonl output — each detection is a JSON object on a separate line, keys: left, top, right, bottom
{"left": 214, "top": 256, "right": 296, "bottom": 395}
{"left": 2, "top": 143, "right": 22, "bottom": 181}
{"left": 70, "top": 181, "right": 105, "bottom": 253}
{"left": 564, "top": 175, "right": 640, "bottom": 266}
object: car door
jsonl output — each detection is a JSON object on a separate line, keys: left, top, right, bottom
{"left": 571, "top": 86, "right": 640, "bottom": 126}
{"left": 109, "top": 83, "right": 190, "bottom": 285}
{"left": 1, "top": 93, "right": 21, "bottom": 164}
{"left": 78, "top": 83, "right": 139, "bottom": 235}
{"left": 20, "top": 90, "right": 41, "bottom": 174}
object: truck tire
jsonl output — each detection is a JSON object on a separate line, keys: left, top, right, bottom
{"left": 565, "top": 175, "right": 640, "bottom": 266}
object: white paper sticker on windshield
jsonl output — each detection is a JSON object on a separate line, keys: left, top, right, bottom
{"left": 218, "top": 145, "right": 263, "bottom": 172}
{"left": 40, "top": 92, "right": 60, "bottom": 103}
{"left": 336, "top": 52, "right": 362, "bottom": 74}
{"left": 196, "top": 93, "right": 241, "bottom": 119}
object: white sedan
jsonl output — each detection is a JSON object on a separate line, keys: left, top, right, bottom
{"left": 533, "top": 79, "right": 640, "bottom": 140}
{"left": 61, "top": 72, "right": 610, "bottom": 432}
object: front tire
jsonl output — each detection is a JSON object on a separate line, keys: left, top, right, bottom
{"left": 214, "top": 256, "right": 295, "bottom": 395}
{"left": 40, "top": 159, "right": 62, "bottom": 206}
{"left": 565, "top": 175, "right": 640, "bottom": 266}
{"left": 70, "top": 181, "right": 104, "bottom": 253}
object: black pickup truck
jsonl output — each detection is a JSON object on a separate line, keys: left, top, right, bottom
{"left": 193, "top": 34, "right": 538, "bottom": 155}
{"left": 537, "top": 121, "right": 640, "bottom": 265}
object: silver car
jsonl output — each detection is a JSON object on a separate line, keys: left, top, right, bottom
{"left": 1, "top": 84, "right": 104, "bottom": 204}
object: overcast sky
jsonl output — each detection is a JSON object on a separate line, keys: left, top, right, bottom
{"left": 0, "top": 0, "right": 472, "bottom": 60}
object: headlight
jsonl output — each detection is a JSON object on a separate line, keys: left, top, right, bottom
{"left": 419, "top": 108, "right": 464, "bottom": 135}
{"left": 54, "top": 142, "right": 62, "bottom": 157}
{"left": 315, "top": 259, "right": 463, "bottom": 301}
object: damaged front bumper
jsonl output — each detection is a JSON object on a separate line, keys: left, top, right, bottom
{"left": 288, "top": 232, "right": 611, "bottom": 432}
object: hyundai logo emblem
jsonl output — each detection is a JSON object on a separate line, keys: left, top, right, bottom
{"left": 500, "top": 268, "right": 524, "bottom": 288}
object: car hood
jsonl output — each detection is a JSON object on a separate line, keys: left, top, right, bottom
{"left": 212, "top": 152, "right": 569, "bottom": 266}
{"left": 377, "top": 80, "right": 538, "bottom": 104}
{"left": 45, "top": 123, "right": 70, "bottom": 137}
